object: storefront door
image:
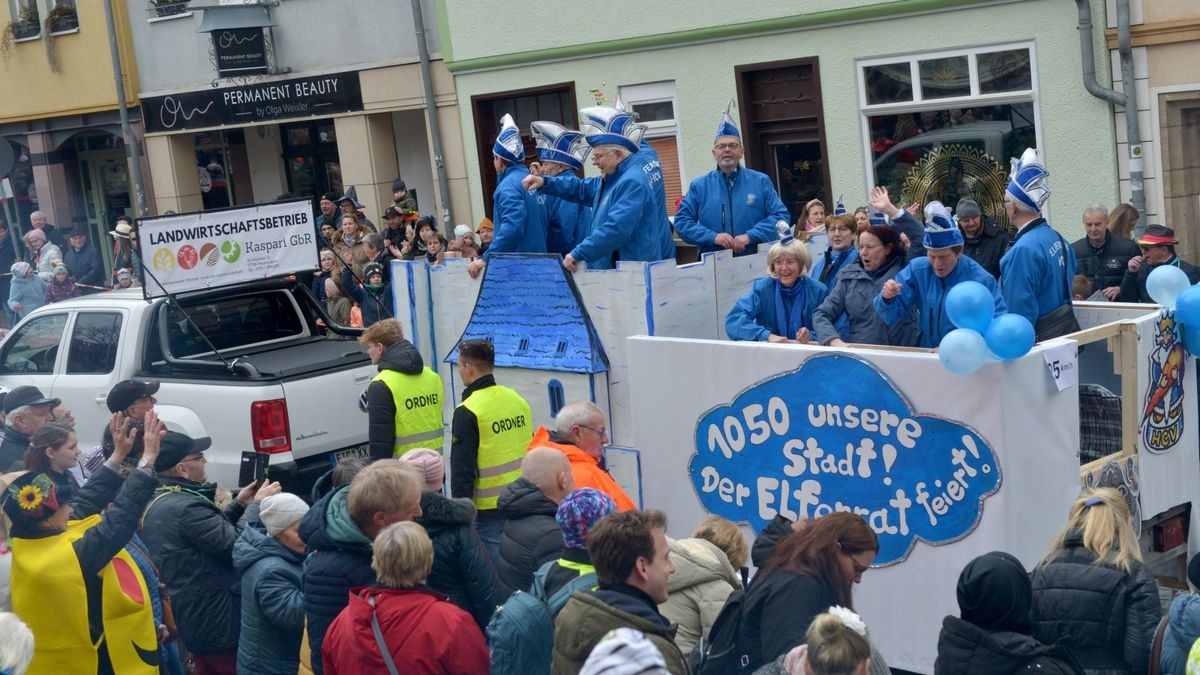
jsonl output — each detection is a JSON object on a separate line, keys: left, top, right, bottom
{"left": 78, "top": 149, "right": 131, "bottom": 272}
{"left": 280, "top": 121, "right": 342, "bottom": 209}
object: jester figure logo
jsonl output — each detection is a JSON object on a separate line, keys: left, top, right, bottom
{"left": 1140, "top": 312, "right": 1186, "bottom": 453}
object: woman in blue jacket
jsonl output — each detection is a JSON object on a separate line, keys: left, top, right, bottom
{"left": 726, "top": 231, "right": 828, "bottom": 343}
{"left": 809, "top": 214, "right": 858, "bottom": 293}
{"left": 814, "top": 225, "right": 918, "bottom": 347}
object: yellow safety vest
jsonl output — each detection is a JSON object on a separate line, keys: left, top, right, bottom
{"left": 374, "top": 367, "right": 445, "bottom": 456}
{"left": 459, "top": 384, "right": 532, "bottom": 510}
{"left": 11, "top": 514, "right": 158, "bottom": 675}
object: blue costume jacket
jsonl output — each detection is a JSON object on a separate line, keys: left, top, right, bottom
{"left": 999, "top": 218, "right": 1076, "bottom": 326}
{"left": 725, "top": 276, "right": 829, "bottom": 342}
{"left": 811, "top": 246, "right": 859, "bottom": 292}
{"left": 673, "top": 166, "right": 789, "bottom": 256}
{"left": 540, "top": 148, "right": 674, "bottom": 270}
{"left": 541, "top": 193, "right": 591, "bottom": 256}
{"left": 874, "top": 255, "right": 1007, "bottom": 348}
{"left": 485, "top": 163, "right": 548, "bottom": 259}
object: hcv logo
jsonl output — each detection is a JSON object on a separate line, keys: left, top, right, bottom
{"left": 1141, "top": 311, "right": 1186, "bottom": 453}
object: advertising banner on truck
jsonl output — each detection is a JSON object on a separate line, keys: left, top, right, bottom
{"left": 136, "top": 200, "right": 319, "bottom": 299}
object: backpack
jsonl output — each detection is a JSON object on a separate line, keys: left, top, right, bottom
{"left": 486, "top": 560, "right": 597, "bottom": 675}
{"left": 692, "top": 587, "right": 754, "bottom": 675}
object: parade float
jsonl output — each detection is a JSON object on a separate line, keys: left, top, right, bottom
{"left": 393, "top": 250, "right": 1200, "bottom": 673}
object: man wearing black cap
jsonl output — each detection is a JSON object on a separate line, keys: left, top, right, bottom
{"left": 76, "top": 379, "right": 162, "bottom": 481}
{"left": 315, "top": 192, "right": 341, "bottom": 233}
{"left": 956, "top": 197, "right": 1009, "bottom": 280}
{"left": 63, "top": 227, "right": 104, "bottom": 289}
{"left": 0, "top": 385, "right": 59, "bottom": 471}
{"left": 139, "top": 430, "right": 279, "bottom": 675}
{"left": 1119, "top": 224, "right": 1200, "bottom": 303}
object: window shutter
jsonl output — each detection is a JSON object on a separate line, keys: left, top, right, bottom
{"left": 649, "top": 137, "right": 683, "bottom": 216}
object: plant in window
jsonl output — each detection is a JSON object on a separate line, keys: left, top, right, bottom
{"left": 2, "top": 3, "right": 40, "bottom": 60}
{"left": 45, "top": 2, "right": 77, "bottom": 34}
{"left": 150, "top": 0, "right": 189, "bottom": 19}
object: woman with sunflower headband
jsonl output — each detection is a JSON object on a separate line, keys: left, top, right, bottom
{"left": 2, "top": 411, "right": 165, "bottom": 675}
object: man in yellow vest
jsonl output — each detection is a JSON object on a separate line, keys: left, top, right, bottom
{"left": 451, "top": 338, "right": 532, "bottom": 566}
{"left": 358, "top": 319, "right": 445, "bottom": 461}
{"left": 4, "top": 411, "right": 165, "bottom": 675}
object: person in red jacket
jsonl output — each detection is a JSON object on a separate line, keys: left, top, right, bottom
{"left": 321, "top": 521, "right": 488, "bottom": 675}
{"left": 527, "top": 400, "right": 636, "bottom": 511}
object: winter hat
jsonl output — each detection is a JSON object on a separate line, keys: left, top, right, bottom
{"left": 52, "top": 263, "right": 68, "bottom": 277}
{"left": 1006, "top": 147, "right": 1050, "bottom": 212}
{"left": 392, "top": 179, "right": 407, "bottom": 192}
{"left": 363, "top": 262, "right": 384, "bottom": 282}
{"left": 259, "top": 493, "right": 310, "bottom": 537}
{"left": 453, "top": 224, "right": 472, "bottom": 238}
{"left": 493, "top": 113, "right": 525, "bottom": 164}
{"left": 115, "top": 268, "right": 133, "bottom": 284}
{"left": 579, "top": 628, "right": 668, "bottom": 675}
{"left": 955, "top": 197, "right": 983, "bottom": 220}
{"left": 476, "top": 218, "right": 493, "bottom": 232}
{"left": 922, "top": 201, "right": 964, "bottom": 250}
{"left": 9, "top": 261, "right": 31, "bottom": 277}
{"left": 24, "top": 229, "right": 46, "bottom": 243}
{"left": 956, "top": 551, "right": 1033, "bottom": 635}
{"left": 3, "top": 472, "right": 62, "bottom": 538}
{"left": 398, "top": 448, "right": 444, "bottom": 491}
{"left": 714, "top": 98, "right": 740, "bottom": 143}
{"left": 531, "top": 120, "right": 590, "bottom": 171}
{"left": 556, "top": 488, "right": 616, "bottom": 550}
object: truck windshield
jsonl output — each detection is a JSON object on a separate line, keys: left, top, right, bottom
{"left": 164, "top": 291, "right": 307, "bottom": 358}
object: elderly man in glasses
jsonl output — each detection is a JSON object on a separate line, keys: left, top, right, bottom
{"left": 1119, "top": 224, "right": 1200, "bottom": 303}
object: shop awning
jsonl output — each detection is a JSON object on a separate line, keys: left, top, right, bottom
{"left": 197, "top": 6, "right": 274, "bottom": 32}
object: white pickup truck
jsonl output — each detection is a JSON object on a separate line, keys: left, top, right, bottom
{"left": 0, "top": 279, "right": 375, "bottom": 490}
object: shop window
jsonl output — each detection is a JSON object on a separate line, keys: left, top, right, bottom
{"left": 621, "top": 81, "right": 684, "bottom": 216}
{"left": 859, "top": 44, "right": 1039, "bottom": 231}
{"left": 471, "top": 83, "right": 576, "bottom": 218}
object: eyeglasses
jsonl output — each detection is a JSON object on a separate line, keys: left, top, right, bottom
{"left": 1139, "top": 244, "right": 1163, "bottom": 251}
{"left": 714, "top": 142, "right": 742, "bottom": 151}
{"left": 592, "top": 150, "right": 614, "bottom": 162}
{"left": 138, "top": 395, "right": 157, "bottom": 404}
{"left": 859, "top": 243, "right": 883, "bottom": 252}
{"left": 849, "top": 556, "right": 871, "bottom": 575}
{"left": 578, "top": 424, "right": 608, "bottom": 438}
{"left": 180, "top": 454, "right": 207, "bottom": 464}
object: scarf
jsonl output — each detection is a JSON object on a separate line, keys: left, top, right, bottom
{"left": 774, "top": 279, "right": 808, "bottom": 340}
{"left": 867, "top": 254, "right": 902, "bottom": 281}
{"left": 819, "top": 247, "right": 850, "bottom": 285}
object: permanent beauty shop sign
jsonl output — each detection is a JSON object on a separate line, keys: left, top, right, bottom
{"left": 137, "top": 200, "right": 319, "bottom": 298}
{"left": 142, "top": 71, "right": 363, "bottom": 133}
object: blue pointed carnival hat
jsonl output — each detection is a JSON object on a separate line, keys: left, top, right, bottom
{"left": 715, "top": 98, "right": 740, "bottom": 142}
{"left": 579, "top": 106, "right": 644, "bottom": 154}
{"left": 531, "top": 121, "right": 590, "bottom": 171}
{"left": 493, "top": 113, "right": 524, "bottom": 164}
{"left": 922, "top": 200, "right": 964, "bottom": 250}
{"left": 1006, "top": 147, "right": 1050, "bottom": 212}
{"left": 833, "top": 193, "right": 846, "bottom": 216}
{"left": 867, "top": 209, "right": 889, "bottom": 227}
{"left": 775, "top": 221, "right": 794, "bottom": 245}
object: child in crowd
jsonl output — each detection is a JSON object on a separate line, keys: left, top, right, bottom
{"left": 341, "top": 261, "right": 391, "bottom": 327}
{"left": 448, "top": 224, "right": 481, "bottom": 259}
{"left": 45, "top": 263, "right": 79, "bottom": 304}
{"left": 323, "top": 277, "right": 352, "bottom": 338}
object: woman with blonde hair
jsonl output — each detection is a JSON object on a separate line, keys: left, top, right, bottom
{"left": 725, "top": 225, "right": 828, "bottom": 344}
{"left": 659, "top": 516, "right": 748, "bottom": 654}
{"left": 1106, "top": 203, "right": 1139, "bottom": 240}
{"left": 1031, "top": 488, "right": 1161, "bottom": 674}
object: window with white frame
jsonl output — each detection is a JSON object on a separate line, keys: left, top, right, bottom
{"left": 858, "top": 43, "right": 1041, "bottom": 226}
{"left": 619, "top": 81, "right": 685, "bottom": 216}
{"left": 8, "top": 0, "right": 40, "bottom": 39}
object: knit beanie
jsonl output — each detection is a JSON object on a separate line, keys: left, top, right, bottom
{"left": 259, "top": 493, "right": 310, "bottom": 537}
{"left": 398, "top": 448, "right": 445, "bottom": 491}
{"left": 580, "top": 628, "right": 668, "bottom": 675}
{"left": 556, "top": 488, "right": 616, "bottom": 550}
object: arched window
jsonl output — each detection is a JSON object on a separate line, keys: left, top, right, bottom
{"left": 548, "top": 379, "right": 565, "bottom": 418}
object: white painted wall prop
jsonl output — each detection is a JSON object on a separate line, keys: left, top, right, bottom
{"left": 627, "top": 336, "right": 1083, "bottom": 673}
{"left": 137, "top": 199, "right": 318, "bottom": 297}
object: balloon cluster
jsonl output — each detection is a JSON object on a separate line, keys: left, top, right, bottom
{"left": 938, "top": 281, "right": 1035, "bottom": 375}
{"left": 1147, "top": 265, "right": 1200, "bottom": 355}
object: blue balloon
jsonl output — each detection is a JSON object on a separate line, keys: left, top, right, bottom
{"left": 1146, "top": 264, "right": 1192, "bottom": 309}
{"left": 1184, "top": 323, "right": 1200, "bottom": 356}
{"left": 1175, "top": 285, "right": 1200, "bottom": 329}
{"left": 985, "top": 313, "right": 1036, "bottom": 360}
{"left": 945, "top": 281, "right": 995, "bottom": 333}
{"left": 939, "top": 328, "right": 989, "bottom": 375}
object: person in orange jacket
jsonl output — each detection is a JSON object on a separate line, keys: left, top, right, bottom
{"left": 527, "top": 401, "right": 636, "bottom": 511}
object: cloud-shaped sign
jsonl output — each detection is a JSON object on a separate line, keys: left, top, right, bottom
{"left": 690, "top": 353, "right": 1001, "bottom": 566}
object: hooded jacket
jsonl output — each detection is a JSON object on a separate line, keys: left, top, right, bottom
{"left": 137, "top": 476, "right": 250, "bottom": 656}
{"left": 321, "top": 586, "right": 488, "bottom": 675}
{"left": 528, "top": 426, "right": 636, "bottom": 511}
{"left": 364, "top": 339, "right": 442, "bottom": 461}
{"left": 813, "top": 256, "right": 919, "bottom": 347}
{"left": 486, "top": 162, "right": 550, "bottom": 258}
{"left": 552, "top": 584, "right": 689, "bottom": 675}
{"left": 415, "top": 490, "right": 497, "bottom": 628}
{"left": 496, "top": 477, "right": 565, "bottom": 598}
{"left": 233, "top": 522, "right": 306, "bottom": 675}
{"left": 299, "top": 486, "right": 376, "bottom": 675}
{"left": 874, "top": 254, "right": 1007, "bottom": 348}
{"left": 725, "top": 276, "right": 829, "bottom": 342}
{"left": 673, "top": 166, "right": 790, "bottom": 257}
{"left": 1031, "top": 531, "right": 1162, "bottom": 674}
{"left": 1160, "top": 594, "right": 1200, "bottom": 674}
{"left": 936, "top": 617, "right": 1085, "bottom": 675}
{"left": 658, "top": 537, "right": 741, "bottom": 655}
{"left": 7, "top": 272, "right": 46, "bottom": 319}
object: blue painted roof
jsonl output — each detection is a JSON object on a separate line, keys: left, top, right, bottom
{"left": 445, "top": 254, "right": 609, "bottom": 373}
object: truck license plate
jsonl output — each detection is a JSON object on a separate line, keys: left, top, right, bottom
{"left": 334, "top": 444, "right": 370, "bottom": 464}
